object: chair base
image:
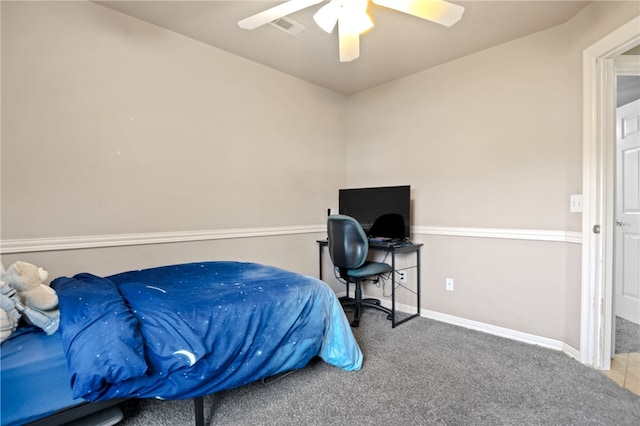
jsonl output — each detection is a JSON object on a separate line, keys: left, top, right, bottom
{"left": 340, "top": 296, "right": 392, "bottom": 327}
{"left": 339, "top": 296, "right": 382, "bottom": 306}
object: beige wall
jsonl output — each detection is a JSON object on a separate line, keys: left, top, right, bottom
{"left": 347, "top": 24, "right": 571, "bottom": 230}
{"left": 1, "top": 1, "right": 346, "bottom": 240}
{"left": 2, "top": 1, "right": 639, "bottom": 351}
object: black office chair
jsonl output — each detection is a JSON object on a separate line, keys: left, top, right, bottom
{"left": 327, "top": 214, "right": 392, "bottom": 327}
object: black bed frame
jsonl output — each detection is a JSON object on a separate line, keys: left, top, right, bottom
{"left": 26, "top": 369, "right": 295, "bottom": 426}
{"left": 194, "top": 397, "right": 205, "bottom": 426}
{"left": 192, "top": 370, "right": 294, "bottom": 426}
{"left": 26, "top": 399, "right": 126, "bottom": 426}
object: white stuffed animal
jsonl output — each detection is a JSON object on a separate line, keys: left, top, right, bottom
{"left": 1, "top": 261, "right": 59, "bottom": 338}
{"left": 4, "top": 261, "right": 58, "bottom": 311}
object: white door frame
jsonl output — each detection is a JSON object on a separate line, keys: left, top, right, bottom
{"left": 581, "top": 16, "right": 640, "bottom": 370}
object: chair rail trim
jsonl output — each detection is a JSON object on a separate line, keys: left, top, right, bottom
{"left": 1, "top": 225, "right": 581, "bottom": 254}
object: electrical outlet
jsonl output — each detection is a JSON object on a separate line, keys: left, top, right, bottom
{"left": 398, "top": 270, "right": 407, "bottom": 283}
{"left": 446, "top": 278, "right": 454, "bottom": 291}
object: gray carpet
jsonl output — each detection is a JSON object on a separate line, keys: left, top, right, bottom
{"left": 616, "top": 316, "right": 640, "bottom": 354}
{"left": 119, "top": 312, "right": 640, "bottom": 425}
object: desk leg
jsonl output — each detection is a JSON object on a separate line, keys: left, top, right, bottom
{"left": 390, "top": 246, "right": 421, "bottom": 328}
{"left": 318, "top": 244, "right": 323, "bottom": 280}
{"left": 416, "top": 247, "right": 421, "bottom": 314}
{"left": 391, "top": 251, "right": 396, "bottom": 328}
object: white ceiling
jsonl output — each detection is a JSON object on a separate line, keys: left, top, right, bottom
{"left": 96, "top": 0, "right": 591, "bottom": 95}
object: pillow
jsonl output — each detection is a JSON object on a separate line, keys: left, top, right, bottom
{"left": 51, "top": 273, "right": 147, "bottom": 399}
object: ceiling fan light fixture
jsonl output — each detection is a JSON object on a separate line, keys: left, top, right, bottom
{"left": 338, "top": 22, "right": 360, "bottom": 62}
{"left": 340, "top": 10, "right": 373, "bottom": 35}
{"left": 315, "top": 0, "right": 373, "bottom": 35}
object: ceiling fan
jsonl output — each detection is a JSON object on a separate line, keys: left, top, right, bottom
{"left": 238, "top": 0, "right": 464, "bottom": 62}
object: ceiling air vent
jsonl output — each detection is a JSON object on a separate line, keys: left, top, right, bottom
{"left": 268, "top": 16, "right": 305, "bottom": 35}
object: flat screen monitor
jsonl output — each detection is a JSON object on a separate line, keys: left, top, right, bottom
{"left": 338, "top": 185, "right": 411, "bottom": 241}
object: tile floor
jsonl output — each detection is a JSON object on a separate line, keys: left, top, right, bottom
{"left": 601, "top": 352, "right": 640, "bottom": 396}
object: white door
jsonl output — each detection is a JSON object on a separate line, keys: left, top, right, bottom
{"left": 615, "top": 98, "right": 640, "bottom": 325}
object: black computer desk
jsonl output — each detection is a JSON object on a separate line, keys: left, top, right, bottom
{"left": 316, "top": 240, "right": 422, "bottom": 327}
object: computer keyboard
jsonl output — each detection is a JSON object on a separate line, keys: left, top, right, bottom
{"left": 369, "top": 239, "right": 412, "bottom": 248}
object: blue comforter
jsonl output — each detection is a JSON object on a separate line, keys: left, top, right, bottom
{"left": 51, "top": 261, "right": 362, "bottom": 401}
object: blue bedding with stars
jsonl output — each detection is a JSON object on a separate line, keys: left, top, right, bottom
{"left": 50, "top": 261, "right": 362, "bottom": 402}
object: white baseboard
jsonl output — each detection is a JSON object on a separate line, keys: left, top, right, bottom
{"left": 419, "top": 310, "right": 582, "bottom": 361}
{"left": 562, "top": 343, "right": 581, "bottom": 361}
{"left": 420, "top": 309, "right": 564, "bottom": 351}
{"left": 345, "top": 293, "right": 580, "bottom": 358}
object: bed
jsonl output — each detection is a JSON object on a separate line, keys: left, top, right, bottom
{"left": 1, "top": 261, "right": 363, "bottom": 425}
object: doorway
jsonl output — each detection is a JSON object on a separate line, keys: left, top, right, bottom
{"left": 613, "top": 77, "right": 640, "bottom": 356}
{"left": 581, "top": 17, "right": 640, "bottom": 370}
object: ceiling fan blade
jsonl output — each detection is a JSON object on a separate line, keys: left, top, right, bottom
{"left": 238, "top": 0, "right": 324, "bottom": 30}
{"left": 372, "top": 0, "right": 464, "bottom": 27}
{"left": 338, "top": 18, "right": 360, "bottom": 62}
{"left": 313, "top": 0, "right": 340, "bottom": 33}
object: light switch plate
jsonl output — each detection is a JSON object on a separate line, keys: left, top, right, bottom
{"left": 570, "top": 194, "right": 583, "bottom": 213}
